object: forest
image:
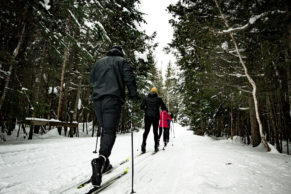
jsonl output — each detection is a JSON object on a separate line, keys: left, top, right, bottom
{"left": 0, "top": 0, "right": 179, "bottom": 140}
{"left": 0, "top": 0, "right": 290, "bottom": 155}
{"left": 168, "top": 0, "right": 290, "bottom": 154}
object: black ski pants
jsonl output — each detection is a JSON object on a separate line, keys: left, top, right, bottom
{"left": 93, "top": 96, "right": 122, "bottom": 158}
{"left": 142, "top": 116, "right": 159, "bottom": 148}
{"left": 159, "top": 127, "right": 169, "bottom": 143}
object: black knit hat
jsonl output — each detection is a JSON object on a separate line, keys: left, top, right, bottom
{"left": 112, "top": 45, "right": 123, "bottom": 52}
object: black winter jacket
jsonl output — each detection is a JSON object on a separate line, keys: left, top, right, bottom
{"left": 141, "top": 92, "right": 167, "bottom": 119}
{"left": 90, "top": 48, "right": 137, "bottom": 103}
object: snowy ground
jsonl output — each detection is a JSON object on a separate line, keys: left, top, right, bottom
{"left": 0, "top": 123, "right": 291, "bottom": 194}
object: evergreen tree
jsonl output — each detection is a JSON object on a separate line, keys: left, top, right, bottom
{"left": 0, "top": 0, "right": 157, "bottom": 137}
{"left": 164, "top": 61, "right": 179, "bottom": 118}
{"left": 168, "top": 0, "right": 290, "bottom": 152}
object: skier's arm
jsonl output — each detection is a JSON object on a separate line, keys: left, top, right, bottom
{"left": 140, "top": 98, "right": 146, "bottom": 110}
{"left": 122, "top": 60, "right": 137, "bottom": 98}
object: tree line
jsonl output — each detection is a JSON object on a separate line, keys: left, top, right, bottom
{"left": 168, "top": 0, "right": 290, "bottom": 153}
{"left": 0, "top": 0, "right": 162, "bottom": 138}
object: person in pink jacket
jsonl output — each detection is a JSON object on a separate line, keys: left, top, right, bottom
{"left": 158, "top": 110, "right": 172, "bottom": 147}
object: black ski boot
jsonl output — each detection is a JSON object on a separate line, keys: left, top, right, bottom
{"left": 91, "top": 155, "right": 106, "bottom": 187}
{"left": 141, "top": 144, "right": 146, "bottom": 154}
{"left": 154, "top": 145, "right": 159, "bottom": 152}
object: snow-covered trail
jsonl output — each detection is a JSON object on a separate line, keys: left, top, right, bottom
{"left": 0, "top": 124, "right": 291, "bottom": 194}
{"left": 104, "top": 125, "right": 291, "bottom": 194}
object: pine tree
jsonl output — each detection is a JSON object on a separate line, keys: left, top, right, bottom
{"left": 0, "top": 0, "right": 157, "bottom": 138}
{"left": 168, "top": 0, "right": 290, "bottom": 152}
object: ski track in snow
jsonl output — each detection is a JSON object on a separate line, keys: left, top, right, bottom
{"left": 0, "top": 124, "right": 291, "bottom": 194}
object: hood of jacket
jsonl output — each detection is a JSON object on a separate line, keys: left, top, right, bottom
{"left": 107, "top": 48, "right": 124, "bottom": 57}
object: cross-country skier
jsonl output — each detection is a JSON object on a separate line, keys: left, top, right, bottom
{"left": 140, "top": 87, "right": 167, "bottom": 153}
{"left": 158, "top": 110, "right": 172, "bottom": 147}
{"left": 89, "top": 46, "right": 138, "bottom": 187}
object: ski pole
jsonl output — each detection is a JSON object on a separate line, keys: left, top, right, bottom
{"left": 172, "top": 120, "right": 175, "bottom": 138}
{"left": 130, "top": 102, "right": 135, "bottom": 193}
{"left": 162, "top": 110, "right": 164, "bottom": 145}
{"left": 93, "top": 132, "right": 98, "bottom": 154}
{"left": 170, "top": 121, "right": 174, "bottom": 146}
{"left": 93, "top": 124, "right": 102, "bottom": 154}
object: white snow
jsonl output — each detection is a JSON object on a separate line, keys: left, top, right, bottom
{"left": 0, "top": 69, "right": 9, "bottom": 75}
{"left": 249, "top": 13, "right": 265, "bottom": 24}
{"left": 221, "top": 41, "right": 228, "bottom": 50}
{"left": 0, "top": 124, "right": 291, "bottom": 194}
{"left": 84, "top": 20, "right": 94, "bottom": 29}
{"left": 229, "top": 73, "right": 246, "bottom": 78}
{"left": 221, "top": 10, "right": 286, "bottom": 34}
{"left": 222, "top": 24, "right": 249, "bottom": 33}
{"left": 95, "top": 22, "right": 111, "bottom": 42}
{"left": 25, "top": 117, "right": 61, "bottom": 122}
{"left": 78, "top": 99, "right": 82, "bottom": 110}
{"left": 39, "top": 0, "right": 51, "bottom": 10}
{"left": 134, "top": 51, "right": 148, "bottom": 62}
{"left": 68, "top": 10, "right": 81, "bottom": 28}
{"left": 21, "top": 87, "right": 28, "bottom": 91}
{"left": 48, "top": 87, "right": 58, "bottom": 94}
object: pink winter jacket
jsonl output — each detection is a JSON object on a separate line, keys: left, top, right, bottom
{"left": 159, "top": 111, "right": 172, "bottom": 128}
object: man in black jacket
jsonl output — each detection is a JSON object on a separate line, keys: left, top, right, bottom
{"left": 89, "top": 46, "right": 137, "bottom": 187}
{"left": 140, "top": 87, "right": 167, "bottom": 153}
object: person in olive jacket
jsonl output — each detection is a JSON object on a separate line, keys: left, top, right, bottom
{"left": 140, "top": 87, "right": 167, "bottom": 153}
{"left": 89, "top": 46, "right": 138, "bottom": 187}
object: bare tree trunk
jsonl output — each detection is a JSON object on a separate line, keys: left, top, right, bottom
{"left": 213, "top": 0, "right": 270, "bottom": 151}
{"left": 86, "top": 113, "right": 89, "bottom": 134}
{"left": 62, "top": 68, "right": 71, "bottom": 122}
{"left": 236, "top": 111, "right": 240, "bottom": 137}
{"left": 73, "top": 78, "right": 82, "bottom": 122}
{"left": 0, "top": 24, "right": 26, "bottom": 111}
{"left": 32, "top": 43, "right": 46, "bottom": 119}
{"left": 57, "top": 47, "right": 68, "bottom": 120}
{"left": 56, "top": 19, "right": 70, "bottom": 136}
{"left": 91, "top": 117, "right": 95, "bottom": 137}
{"left": 278, "top": 66, "right": 291, "bottom": 154}
{"left": 285, "top": 47, "right": 291, "bottom": 154}
{"left": 249, "top": 94, "right": 260, "bottom": 146}
{"left": 70, "top": 77, "right": 82, "bottom": 137}
{"left": 57, "top": 19, "right": 70, "bottom": 121}
{"left": 266, "top": 94, "right": 281, "bottom": 152}
{"left": 230, "top": 100, "right": 234, "bottom": 139}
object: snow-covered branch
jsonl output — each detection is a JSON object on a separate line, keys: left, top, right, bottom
{"left": 218, "top": 10, "right": 286, "bottom": 34}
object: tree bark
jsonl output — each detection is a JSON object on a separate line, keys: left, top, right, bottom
{"left": 57, "top": 19, "right": 70, "bottom": 121}
{"left": 277, "top": 66, "right": 291, "bottom": 154}
{"left": 57, "top": 47, "right": 68, "bottom": 121}
{"left": 230, "top": 99, "right": 234, "bottom": 139}
{"left": 32, "top": 43, "right": 46, "bottom": 118}
{"left": 0, "top": 24, "right": 26, "bottom": 112}
{"left": 73, "top": 77, "right": 82, "bottom": 122}
{"left": 249, "top": 94, "right": 260, "bottom": 146}
{"left": 266, "top": 94, "right": 281, "bottom": 152}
